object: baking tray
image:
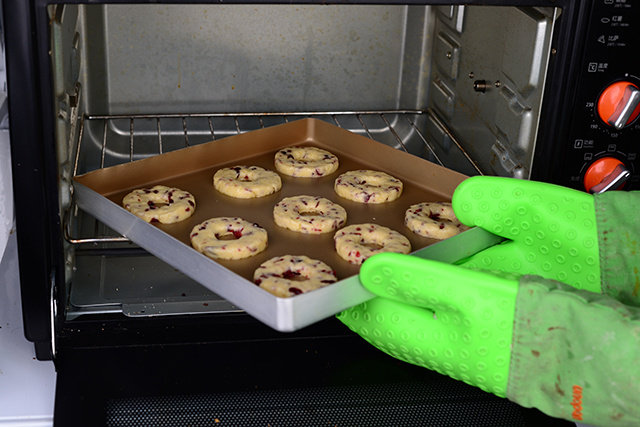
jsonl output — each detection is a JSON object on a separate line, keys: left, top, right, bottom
{"left": 73, "top": 118, "right": 501, "bottom": 331}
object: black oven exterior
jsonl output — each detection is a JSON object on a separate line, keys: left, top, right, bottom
{"left": 3, "top": 0, "right": 635, "bottom": 425}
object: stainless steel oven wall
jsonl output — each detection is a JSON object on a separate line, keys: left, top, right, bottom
{"left": 54, "top": 4, "right": 558, "bottom": 177}
{"left": 59, "top": 4, "right": 442, "bottom": 177}
{"left": 426, "top": 6, "right": 558, "bottom": 179}
{"left": 50, "top": 5, "right": 81, "bottom": 311}
{"left": 79, "top": 4, "right": 431, "bottom": 115}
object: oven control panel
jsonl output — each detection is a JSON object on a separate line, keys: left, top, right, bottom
{"left": 561, "top": 0, "right": 639, "bottom": 192}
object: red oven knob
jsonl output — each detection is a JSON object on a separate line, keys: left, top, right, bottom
{"left": 583, "top": 157, "right": 630, "bottom": 193}
{"left": 597, "top": 81, "right": 640, "bottom": 129}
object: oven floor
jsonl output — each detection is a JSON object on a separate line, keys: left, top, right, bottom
{"left": 53, "top": 326, "right": 573, "bottom": 427}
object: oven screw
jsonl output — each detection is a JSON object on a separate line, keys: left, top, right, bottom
{"left": 446, "top": 51, "right": 452, "bottom": 59}
{"left": 468, "top": 72, "right": 475, "bottom": 79}
{"left": 494, "top": 80, "right": 502, "bottom": 88}
{"left": 473, "top": 80, "right": 489, "bottom": 93}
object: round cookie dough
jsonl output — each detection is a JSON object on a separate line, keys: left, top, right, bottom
{"left": 405, "top": 202, "right": 470, "bottom": 240}
{"left": 333, "top": 223, "right": 411, "bottom": 265}
{"left": 190, "top": 217, "right": 267, "bottom": 260}
{"left": 122, "top": 185, "right": 195, "bottom": 224}
{"left": 273, "top": 195, "right": 347, "bottom": 234}
{"left": 213, "top": 165, "right": 282, "bottom": 199}
{"left": 334, "top": 170, "right": 403, "bottom": 204}
{"left": 253, "top": 255, "right": 338, "bottom": 298}
{"left": 274, "top": 146, "right": 339, "bottom": 178}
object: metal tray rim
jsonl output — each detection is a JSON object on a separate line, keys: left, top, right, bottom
{"left": 74, "top": 181, "right": 502, "bottom": 331}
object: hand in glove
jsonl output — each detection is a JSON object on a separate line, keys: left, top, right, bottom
{"left": 339, "top": 176, "right": 640, "bottom": 425}
{"left": 450, "top": 176, "right": 600, "bottom": 291}
{"left": 449, "top": 176, "right": 637, "bottom": 303}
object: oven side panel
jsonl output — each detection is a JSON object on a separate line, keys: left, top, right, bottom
{"left": 3, "top": 0, "right": 64, "bottom": 360}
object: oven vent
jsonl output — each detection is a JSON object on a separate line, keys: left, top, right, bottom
{"left": 105, "top": 382, "right": 534, "bottom": 427}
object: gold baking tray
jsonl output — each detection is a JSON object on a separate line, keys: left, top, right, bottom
{"left": 73, "top": 118, "right": 492, "bottom": 331}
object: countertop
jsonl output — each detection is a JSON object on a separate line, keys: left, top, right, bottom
{"left": 0, "top": 130, "right": 55, "bottom": 426}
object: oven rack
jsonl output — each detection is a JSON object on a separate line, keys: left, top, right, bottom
{"left": 65, "top": 110, "right": 479, "bottom": 245}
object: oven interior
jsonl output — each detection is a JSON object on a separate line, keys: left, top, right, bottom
{"left": 50, "top": 4, "right": 558, "bottom": 323}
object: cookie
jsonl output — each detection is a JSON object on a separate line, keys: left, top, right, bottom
{"left": 273, "top": 195, "right": 347, "bottom": 234}
{"left": 333, "top": 223, "right": 411, "bottom": 265}
{"left": 190, "top": 217, "right": 267, "bottom": 260}
{"left": 253, "top": 255, "right": 338, "bottom": 298}
{"left": 404, "top": 202, "right": 470, "bottom": 240}
{"left": 213, "top": 166, "right": 282, "bottom": 199}
{"left": 122, "top": 185, "right": 195, "bottom": 224}
{"left": 274, "top": 146, "right": 339, "bottom": 178}
{"left": 334, "top": 170, "right": 403, "bottom": 204}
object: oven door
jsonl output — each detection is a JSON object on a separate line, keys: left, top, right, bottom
{"left": 53, "top": 316, "right": 573, "bottom": 426}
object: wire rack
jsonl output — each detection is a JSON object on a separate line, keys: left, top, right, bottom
{"left": 65, "top": 110, "right": 478, "bottom": 244}
{"left": 73, "top": 110, "right": 443, "bottom": 171}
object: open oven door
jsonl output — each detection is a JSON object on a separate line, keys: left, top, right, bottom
{"left": 52, "top": 315, "right": 574, "bottom": 426}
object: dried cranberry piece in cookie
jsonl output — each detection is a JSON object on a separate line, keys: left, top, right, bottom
{"left": 253, "top": 255, "right": 337, "bottom": 298}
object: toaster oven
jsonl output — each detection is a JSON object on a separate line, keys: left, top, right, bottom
{"left": 4, "top": 0, "right": 637, "bottom": 424}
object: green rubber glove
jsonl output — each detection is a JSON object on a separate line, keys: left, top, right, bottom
{"left": 340, "top": 253, "right": 519, "bottom": 396}
{"left": 339, "top": 176, "right": 599, "bottom": 396}
{"left": 339, "top": 177, "right": 640, "bottom": 424}
{"left": 453, "top": 176, "right": 638, "bottom": 304}
{"left": 451, "top": 176, "right": 600, "bottom": 291}
{"left": 339, "top": 254, "right": 640, "bottom": 424}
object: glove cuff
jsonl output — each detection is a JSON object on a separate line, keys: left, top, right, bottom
{"left": 507, "top": 276, "right": 640, "bottom": 425}
{"left": 594, "top": 191, "right": 640, "bottom": 305}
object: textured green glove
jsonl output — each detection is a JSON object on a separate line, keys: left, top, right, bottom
{"left": 340, "top": 253, "right": 519, "bottom": 396}
{"left": 339, "top": 177, "right": 640, "bottom": 425}
{"left": 453, "top": 176, "right": 639, "bottom": 305}
{"left": 339, "top": 254, "right": 640, "bottom": 425}
{"left": 451, "top": 176, "right": 600, "bottom": 292}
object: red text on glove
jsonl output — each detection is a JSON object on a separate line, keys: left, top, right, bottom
{"left": 571, "top": 385, "right": 583, "bottom": 420}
